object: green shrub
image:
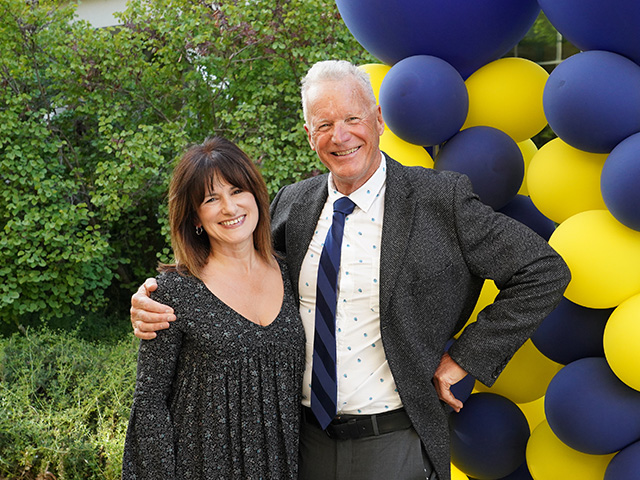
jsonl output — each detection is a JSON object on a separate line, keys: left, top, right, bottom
{"left": 0, "top": 0, "right": 373, "bottom": 328}
{"left": 0, "top": 328, "right": 138, "bottom": 479}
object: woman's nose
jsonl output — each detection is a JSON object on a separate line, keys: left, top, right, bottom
{"left": 219, "top": 195, "right": 237, "bottom": 214}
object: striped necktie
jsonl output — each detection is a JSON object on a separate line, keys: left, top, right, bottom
{"left": 311, "top": 196, "right": 356, "bottom": 429}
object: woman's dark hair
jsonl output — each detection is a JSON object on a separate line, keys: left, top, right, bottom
{"left": 161, "top": 137, "right": 274, "bottom": 277}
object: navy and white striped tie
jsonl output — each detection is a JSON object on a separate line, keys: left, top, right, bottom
{"left": 311, "top": 196, "right": 356, "bottom": 430}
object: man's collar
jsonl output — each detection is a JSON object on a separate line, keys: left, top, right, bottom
{"left": 327, "top": 152, "right": 386, "bottom": 212}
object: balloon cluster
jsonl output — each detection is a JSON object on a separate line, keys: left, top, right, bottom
{"left": 336, "top": 0, "right": 640, "bottom": 478}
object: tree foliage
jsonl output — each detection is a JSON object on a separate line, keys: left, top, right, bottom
{"left": 0, "top": 0, "right": 373, "bottom": 328}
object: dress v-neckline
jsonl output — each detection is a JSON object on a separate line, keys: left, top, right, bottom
{"left": 195, "top": 266, "right": 285, "bottom": 328}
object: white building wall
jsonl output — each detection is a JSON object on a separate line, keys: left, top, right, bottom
{"left": 75, "top": 0, "right": 128, "bottom": 28}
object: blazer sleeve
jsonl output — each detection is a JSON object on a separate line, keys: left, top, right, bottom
{"left": 447, "top": 174, "right": 571, "bottom": 386}
{"left": 270, "top": 184, "right": 289, "bottom": 254}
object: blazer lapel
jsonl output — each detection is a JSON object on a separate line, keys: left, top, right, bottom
{"left": 286, "top": 177, "right": 328, "bottom": 298}
{"left": 379, "top": 157, "right": 416, "bottom": 319}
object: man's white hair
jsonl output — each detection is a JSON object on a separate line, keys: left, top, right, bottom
{"left": 301, "top": 60, "right": 377, "bottom": 124}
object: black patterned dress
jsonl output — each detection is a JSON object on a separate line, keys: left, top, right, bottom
{"left": 122, "top": 259, "right": 305, "bottom": 479}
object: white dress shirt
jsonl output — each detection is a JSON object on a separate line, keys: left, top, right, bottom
{"left": 299, "top": 155, "right": 403, "bottom": 414}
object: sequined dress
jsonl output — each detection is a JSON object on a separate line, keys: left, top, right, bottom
{"left": 122, "top": 260, "right": 305, "bottom": 479}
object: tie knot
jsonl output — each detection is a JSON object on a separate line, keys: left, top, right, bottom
{"left": 333, "top": 196, "right": 356, "bottom": 216}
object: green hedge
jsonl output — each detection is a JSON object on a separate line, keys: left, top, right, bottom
{"left": 0, "top": 0, "right": 373, "bottom": 329}
{"left": 0, "top": 328, "right": 138, "bottom": 479}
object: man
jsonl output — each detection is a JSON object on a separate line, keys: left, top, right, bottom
{"left": 131, "top": 60, "right": 570, "bottom": 479}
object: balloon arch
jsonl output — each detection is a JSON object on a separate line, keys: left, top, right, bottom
{"left": 334, "top": 1, "right": 640, "bottom": 478}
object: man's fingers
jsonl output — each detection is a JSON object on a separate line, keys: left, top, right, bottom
{"left": 134, "top": 319, "right": 172, "bottom": 333}
{"left": 143, "top": 277, "right": 158, "bottom": 293}
{"left": 133, "top": 327, "right": 158, "bottom": 340}
{"left": 441, "top": 388, "right": 464, "bottom": 413}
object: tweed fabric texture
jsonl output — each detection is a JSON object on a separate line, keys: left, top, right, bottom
{"left": 270, "top": 156, "right": 570, "bottom": 480}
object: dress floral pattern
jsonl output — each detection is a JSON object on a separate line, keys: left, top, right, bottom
{"left": 122, "top": 259, "right": 305, "bottom": 479}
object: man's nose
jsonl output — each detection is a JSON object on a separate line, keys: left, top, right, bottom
{"left": 332, "top": 121, "right": 351, "bottom": 144}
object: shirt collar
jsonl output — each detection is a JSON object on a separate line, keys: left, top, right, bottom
{"left": 327, "top": 152, "right": 386, "bottom": 213}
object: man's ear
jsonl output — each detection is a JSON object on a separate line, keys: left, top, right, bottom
{"left": 304, "top": 124, "right": 316, "bottom": 151}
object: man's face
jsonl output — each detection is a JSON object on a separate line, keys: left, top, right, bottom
{"left": 304, "top": 78, "right": 385, "bottom": 195}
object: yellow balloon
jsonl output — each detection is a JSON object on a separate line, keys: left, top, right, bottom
{"left": 604, "top": 293, "right": 640, "bottom": 391}
{"left": 463, "top": 57, "right": 549, "bottom": 143}
{"left": 527, "top": 138, "right": 608, "bottom": 224}
{"left": 527, "top": 421, "right": 614, "bottom": 480}
{"left": 548, "top": 210, "right": 640, "bottom": 308}
{"left": 474, "top": 340, "right": 562, "bottom": 404}
{"left": 358, "top": 63, "right": 390, "bottom": 104}
{"left": 517, "top": 139, "right": 538, "bottom": 196}
{"left": 518, "top": 396, "right": 546, "bottom": 433}
{"left": 454, "top": 280, "right": 499, "bottom": 339}
{"left": 379, "top": 128, "right": 434, "bottom": 168}
{"left": 451, "top": 463, "right": 469, "bottom": 480}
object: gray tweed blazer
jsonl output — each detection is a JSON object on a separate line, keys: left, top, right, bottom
{"left": 270, "top": 155, "right": 570, "bottom": 480}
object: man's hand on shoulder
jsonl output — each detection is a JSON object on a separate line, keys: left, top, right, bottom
{"left": 130, "top": 278, "right": 175, "bottom": 340}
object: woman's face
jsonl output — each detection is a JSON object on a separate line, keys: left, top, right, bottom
{"left": 195, "top": 176, "right": 259, "bottom": 252}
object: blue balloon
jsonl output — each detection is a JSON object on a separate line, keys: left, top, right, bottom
{"left": 601, "top": 131, "right": 640, "bottom": 231}
{"left": 379, "top": 55, "right": 468, "bottom": 146}
{"left": 496, "top": 461, "right": 534, "bottom": 480}
{"left": 434, "top": 126, "right": 524, "bottom": 210}
{"left": 335, "top": 0, "right": 540, "bottom": 78}
{"left": 605, "top": 439, "right": 640, "bottom": 480}
{"left": 538, "top": 0, "right": 640, "bottom": 66}
{"left": 543, "top": 50, "right": 640, "bottom": 153}
{"left": 450, "top": 393, "right": 530, "bottom": 480}
{"left": 470, "top": 461, "right": 534, "bottom": 480}
{"left": 498, "top": 194, "right": 556, "bottom": 241}
{"left": 545, "top": 357, "right": 640, "bottom": 455}
{"left": 531, "top": 298, "right": 612, "bottom": 365}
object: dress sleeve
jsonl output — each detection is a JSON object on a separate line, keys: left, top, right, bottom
{"left": 122, "top": 275, "right": 182, "bottom": 479}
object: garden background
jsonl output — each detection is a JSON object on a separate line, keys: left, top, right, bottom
{"left": 2, "top": 0, "right": 631, "bottom": 478}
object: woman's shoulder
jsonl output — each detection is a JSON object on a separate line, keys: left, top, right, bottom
{"left": 151, "top": 270, "right": 203, "bottom": 305}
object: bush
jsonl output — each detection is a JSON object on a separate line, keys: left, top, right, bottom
{"left": 0, "top": 0, "right": 373, "bottom": 328}
{"left": 0, "top": 328, "right": 138, "bottom": 479}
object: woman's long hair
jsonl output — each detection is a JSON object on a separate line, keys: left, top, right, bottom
{"left": 161, "top": 137, "right": 274, "bottom": 277}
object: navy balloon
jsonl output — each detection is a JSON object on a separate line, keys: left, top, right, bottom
{"left": 335, "top": 0, "right": 540, "bottom": 78}
{"left": 531, "top": 298, "right": 612, "bottom": 365}
{"left": 543, "top": 50, "right": 640, "bottom": 153}
{"left": 449, "top": 393, "right": 530, "bottom": 480}
{"left": 604, "top": 439, "right": 640, "bottom": 480}
{"left": 379, "top": 55, "right": 468, "bottom": 146}
{"left": 435, "top": 126, "right": 524, "bottom": 210}
{"left": 496, "top": 461, "right": 534, "bottom": 480}
{"left": 470, "top": 461, "right": 534, "bottom": 480}
{"left": 601, "top": 131, "right": 640, "bottom": 231}
{"left": 545, "top": 357, "right": 640, "bottom": 455}
{"left": 498, "top": 194, "right": 556, "bottom": 241}
{"left": 538, "top": 0, "right": 640, "bottom": 66}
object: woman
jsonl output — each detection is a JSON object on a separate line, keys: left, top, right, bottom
{"left": 122, "top": 137, "right": 305, "bottom": 479}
